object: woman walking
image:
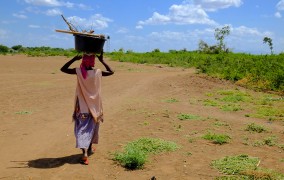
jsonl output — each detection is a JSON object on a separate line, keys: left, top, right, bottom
{"left": 61, "top": 51, "right": 114, "bottom": 165}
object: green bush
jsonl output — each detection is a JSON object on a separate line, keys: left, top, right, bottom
{"left": 202, "top": 132, "right": 231, "bottom": 144}
{"left": 0, "top": 44, "right": 9, "bottom": 54}
{"left": 113, "top": 137, "right": 179, "bottom": 169}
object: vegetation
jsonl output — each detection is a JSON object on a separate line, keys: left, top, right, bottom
{"left": 0, "top": 44, "right": 77, "bottom": 57}
{"left": 177, "top": 113, "right": 202, "bottom": 120}
{"left": 107, "top": 51, "right": 284, "bottom": 92}
{"left": 113, "top": 137, "right": 179, "bottom": 170}
{"left": 212, "top": 154, "right": 284, "bottom": 179}
{"left": 245, "top": 123, "right": 268, "bottom": 133}
{"left": 202, "top": 132, "right": 231, "bottom": 145}
{"left": 0, "top": 44, "right": 10, "bottom": 54}
{"left": 263, "top": 37, "right": 274, "bottom": 55}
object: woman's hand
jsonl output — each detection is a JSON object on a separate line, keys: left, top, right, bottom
{"left": 73, "top": 55, "right": 82, "bottom": 61}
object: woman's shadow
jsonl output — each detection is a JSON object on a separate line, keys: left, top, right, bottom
{"left": 26, "top": 154, "right": 82, "bottom": 169}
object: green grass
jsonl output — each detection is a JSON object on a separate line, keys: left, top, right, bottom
{"left": 213, "top": 121, "right": 229, "bottom": 127}
{"left": 251, "top": 135, "right": 278, "bottom": 147}
{"left": 220, "top": 104, "right": 243, "bottom": 112}
{"left": 202, "top": 132, "right": 231, "bottom": 145}
{"left": 250, "top": 106, "right": 283, "bottom": 121}
{"left": 203, "top": 99, "right": 219, "bottom": 106}
{"left": 263, "top": 136, "right": 278, "bottom": 146}
{"left": 212, "top": 154, "right": 259, "bottom": 175}
{"left": 218, "top": 90, "right": 251, "bottom": 103}
{"left": 163, "top": 98, "right": 179, "bottom": 103}
{"left": 107, "top": 51, "right": 284, "bottom": 92}
{"left": 177, "top": 113, "right": 202, "bottom": 120}
{"left": 245, "top": 123, "right": 268, "bottom": 133}
{"left": 204, "top": 89, "right": 283, "bottom": 121}
{"left": 113, "top": 137, "right": 179, "bottom": 170}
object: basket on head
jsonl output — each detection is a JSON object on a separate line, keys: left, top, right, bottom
{"left": 74, "top": 34, "right": 106, "bottom": 53}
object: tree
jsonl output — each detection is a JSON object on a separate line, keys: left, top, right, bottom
{"left": 214, "top": 25, "right": 230, "bottom": 52}
{"left": 198, "top": 40, "right": 209, "bottom": 52}
{"left": 11, "top": 45, "right": 23, "bottom": 51}
{"left": 263, "top": 36, "right": 273, "bottom": 55}
{"left": 0, "top": 44, "right": 9, "bottom": 54}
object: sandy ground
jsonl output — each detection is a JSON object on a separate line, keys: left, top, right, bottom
{"left": 0, "top": 55, "right": 283, "bottom": 180}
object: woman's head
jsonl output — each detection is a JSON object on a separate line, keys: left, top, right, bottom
{"left": 80, "top": 53, "right": 95, "bottom": 79}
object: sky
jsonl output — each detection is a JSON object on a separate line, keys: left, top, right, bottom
{"left": 0, "top": 0, "right": 284, "bottom": 54}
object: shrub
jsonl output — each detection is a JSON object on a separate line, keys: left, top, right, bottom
{"left": 202, "top": 132, "right": 231, "bottom": 145}
{"left": 113, "top": 137, "right": 179, "bottom": 169}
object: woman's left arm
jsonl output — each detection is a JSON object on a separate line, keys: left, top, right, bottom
{"left": 97, "top": 52, "right": 114, "bottom": 76}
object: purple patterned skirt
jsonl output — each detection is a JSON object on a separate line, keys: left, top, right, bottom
{"left": 73, "top": 112, "right": 100, "bottom": 149}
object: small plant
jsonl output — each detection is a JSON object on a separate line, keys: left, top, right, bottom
{"left": 203, "top": 99, "right": 219, "bottom": 106}
{"left": 213, "top": 155, "right": 284, "bottom": 179}
{"left": 213, "top": 121, "right": 229, "bottom": 127}
{"left": 177, "top": 113, "right": 201, "bottom": 120}
{"left": 220, "top": 93, "right": 250, "bottom": 103}
{"left": 164, "top": 98, "right": 179, "bottom": 103}
{"left": 245, "top": 123, "right": 267, "bottom": 133}
{"left": 113, "top": 138, "right": 179, "bottom": 170}
{"left": 212, "top": 154, "right": 259, "bottom": 175}
{"left": 220, "top": 104, "right": 243, "bottom": 112}
{"left": 263, "top": 136, "right": 277, "bottom": 146}
{"left": 202, "top": 132, "right": 231, "bottom": 145}
{"left": 249, "top": 106, "right": 283, "bottom": 121}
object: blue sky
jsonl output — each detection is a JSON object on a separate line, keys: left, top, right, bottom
{"left": 0, "top": 0, "right": 284, "bottom": 54}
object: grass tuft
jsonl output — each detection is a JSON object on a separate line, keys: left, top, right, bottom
{"left": 113, "top": 137, "right": 179, "bottom": 170}
{"left": 212, "top": 154, "right": 259, "bottom": 175}
{"left": 202, "top": 132, "right": 231, "bottom": 145}
{"left": 245, "top": 123, "right": 267, "bottom": 133}
{"left": 177, "top": 113, "right": 202, "bottom": 120}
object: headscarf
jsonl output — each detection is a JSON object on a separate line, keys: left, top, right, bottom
{"left": 80, "top": 54, "right": 95, "bottom": 79}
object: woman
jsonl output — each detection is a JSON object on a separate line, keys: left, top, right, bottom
{"left": 61, "top": 51, "right": 114, "bottom": 165}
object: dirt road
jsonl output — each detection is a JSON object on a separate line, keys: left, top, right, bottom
{"left": 0, "top": 55, "right": 283, "bottom": 179}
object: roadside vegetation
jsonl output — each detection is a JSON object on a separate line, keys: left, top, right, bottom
{"left": 107, "top": 51, "right": 284, "bottom": 93}
{"left": 112, "top": 137, "right": 179, "bottom": 170}
{"left": 212, "top": 154, "right": 284, "bottom": 179}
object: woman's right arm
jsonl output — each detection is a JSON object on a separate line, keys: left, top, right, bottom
{"left": 60, "top": 55, "right": 82, "bottom": 74}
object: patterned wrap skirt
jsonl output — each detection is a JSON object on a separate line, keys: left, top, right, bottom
{"left": 73, "top": 113, "right": 100, "bottom": 149}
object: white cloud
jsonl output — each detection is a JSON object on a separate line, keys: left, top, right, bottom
{"left": 275, "top": 12, "right": 282, "bottom": 18}
{"left": 193, "top": 0, "right": 243, "bottom": 11}
{"left": 277, "top": 0, "right": 284, "bottom": 11}
{"left": 25, "top": 7, "right": 41, "bottom": 14}
{"left": 231, "top": 26, "right": 271, "bottom": 37}
{"left": 29, "top": 24, "right": 40, "bottom": 28}
{"left": 13, "top": 13, "right": 27, "bottom": 19}
{"left": 78, "top": 3, "right": 93, "bottom": 10}
{"left": 66, "top": 14, "right": 112, "bottom": 30}
{"left": 116, "top": 27, "right": 129, "bottom": 34}
{"left": 45, "top": 8, "right": 62, "bottom": 16}
{"left": 138, "top": 3, "right": 216, "bottom": 27}
{"left": 137, "top": 0, "right": 244, "bottom": 28}
{"left": 24, "top": 0, "right": 74, "bottom": 8}
{"left": 135, "top": 25, "right": 143, "bottom": 29}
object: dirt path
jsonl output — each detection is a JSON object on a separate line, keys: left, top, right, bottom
{"left": 0, "top": 55, "right": 283, "bottom": 180}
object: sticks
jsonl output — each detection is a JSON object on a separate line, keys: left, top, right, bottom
{"left": 55, "top": 29, "right": 105, "bottom": 38}
{"left": 61, "top": 14, "right": 77, "bottom": 32}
